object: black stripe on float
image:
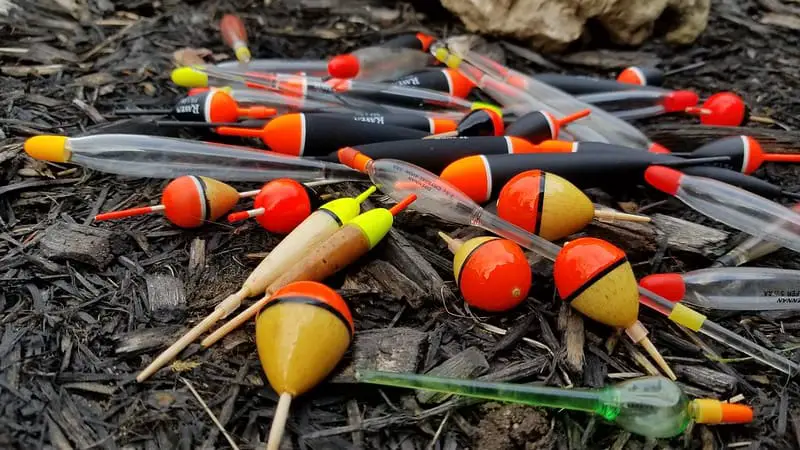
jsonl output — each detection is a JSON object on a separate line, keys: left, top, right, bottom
{"left": 561, "top": 257, "right": 627, "bottom": 304}
{"left": 533, "top": 173, "right": 546, "bottom": 236}
{"left": 456, "top": 238, "right": 497, "bottom": 287}
{"left": 263, "top": 296, "right": 352, "bottom": 338}
{"left": 318, "top": 207, "right": 343, "bottom": 226}
{"left": 194, "top": 176, "right": 211, "bottom": 221}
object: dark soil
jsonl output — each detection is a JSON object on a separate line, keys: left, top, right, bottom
{"left": 1, "top": 0, "right": 800, "bottom": 449}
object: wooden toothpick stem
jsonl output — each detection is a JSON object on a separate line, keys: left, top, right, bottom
{"left": 267, "top": 393, "right": 293, "bottom": 450}
{"left": 593, "top": 209, "right": 651, "bottom": 223}
{"left": 136, "top": 290, "right": 247, "bottom": 382}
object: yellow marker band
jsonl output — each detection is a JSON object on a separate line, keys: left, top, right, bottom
{"left": 471, "top": 102, "right": 503, "bottom": 117}
{"left": 668, "top": 303, "right": 706, "bottom": 331}
{"left": 348, "top": 208, "right": 393, "bottom": 249}
{"left": 234, "top": 46, "right": 252, "bottom": 63}
{"left": 434, "top": 48, "right": 461, "bottom": 69}
{"left": 691, "top": 399, "right": 722, "bottom": 423}
{"left": 319, "top": 186, "right": 377, "bottom": 224}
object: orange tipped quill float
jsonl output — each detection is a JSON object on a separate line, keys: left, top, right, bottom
{"left": 220, "top": 14, "right": 251, "bottom": 62}
{"left": 554, "top": 237, "right": 675, "bottom": 380}
{"left": 257, "top": 281, "right": 353, "bottom": 450}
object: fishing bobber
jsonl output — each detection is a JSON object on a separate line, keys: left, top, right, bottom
{"left": 115, "top": 90, "right": 275, "bottom": 123}
{"left": 675, "top": 135, "right": 800, "bottom": 175}
{"left": 617, "top": 66, "right": 664, "bottom": 86}
{"left": 214, "top": 112, "right": 427, "bottom": 157}
{"left": 94, "top": 176, "right": 251, "bottom": 228}
{"left": 256, "top": 281, "right": 353, "bottom": 450}
{"left": 228, "top": 178, "right": 319, "bottom": 234}
{"left": 684, "top": 92, "right": 749, "bottom": 126}
{"left": 505, "top": 109, "right": 591, "bottom": 144}
{"left": 220, "top": 14, "right": 251, "bottom": 62}
{"left": 392, "top": 68, "right": 477, "bottom": 99}
{"left": 553, "top": 237, "right": 676, "bottom": 380}
{"left": 496, "top": 170, "right": 651, "bottom": 241}
{"left": 328, "top": 33, "right": 438, "bottom": 79}
{"left": 439, "top": 233, "right": 531, "bottom": 312}
{"left": 426, "top": 106, "right": 504, "bottom": 139}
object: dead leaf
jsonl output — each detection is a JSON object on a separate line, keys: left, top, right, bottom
{"left": 173, "top": 48, "right": 212, "bottom": 66}
{"left": 74, "top": 72, "right": 115, "bottom": 87}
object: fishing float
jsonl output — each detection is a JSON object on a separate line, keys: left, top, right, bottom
{"left": 496, "top": 170, "right": 650, "bottom": 241}
{"left": 513, "top": 139, "right": 800, "bottom": 199}
{"left": 256, "top": 281, "right": 353, "bottom": 450}
{"left": 439, "top": 152, "right": 729, "bottom": 203}
{"left": 673, "top": 135, "right": 800, "bottom": 174}
{"left": 425, "top": 107, "right": 504, "bottom": 138}
{"left": 338, "top": 135, "right": 540, "bottom": 174}
{"left": 337, "top": 150, "right": 800, "bottom": 375}
{"left": 196, "top": 112, "right": 428, "bottom": 156}
{"left": 114, "top": 90, "right": 276, "bottom": 122}
{"left": 505, "top": 109, "right": 591, "bottom": 144}
{"left": 94, "top": 175, "right": 254, "bottom": 228}
{"left": 23, "top": 134, "right": 366, "bottom": 183}
{"left": 554, "top": 237, "right": 675, "bottom": 378}
{"left": 684, "top": 92, "right": 749, "bottom": 126}
{"left": 640, "top": 267, "right": 800, "bottom": 311}
{"left": 711, "top": 204, "right": 800, "bottom": 267}
{"left": 438, "top": 232, "right": 532, "bottom": 312}
{"left": 432, "top": 44, "right": 662, "bottom": 151}
{"left": 327, "top": 33, "right": 436, "bottom": 80}
{"left": 193, "top": 66, "right": 476, "bottom": 112}
{"left": 532, "top": 72, "right": 661, "bottom": 95}
{"left": 227, "top": 178, "right": 319, "bottom": 234}
{"left": 220, "top": 14, "right": 251, "bottom": 63}
{"left": 200, "top": 194, "right": 417, "bottom": 348}
{"left": 356, "top": 371, "right": 753, "bottom": 438}
{"left": 645, "top": 166, "right": 800, "bottom": 255}
{"left": 575, "top": 90, "right": 699, "bottom": 121}
{"left": 391, "top": 68, "right": 476, "bottom": 99}
{"left": 135, "top": 186, "right": 375, "bottom": 382}
{"left": 617, "top": 66, "right": 664, "bottom": 86}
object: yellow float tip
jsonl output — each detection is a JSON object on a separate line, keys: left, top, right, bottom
{"left": 171, "top": 67, "right": 209, "bottom": 88}
{"left": 235, "top": 47, "right": 252, "bottom": 63}
{"left": 24, "top": 135, "right": 69, "bottom": 163}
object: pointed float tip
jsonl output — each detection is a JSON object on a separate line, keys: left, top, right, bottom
{"left": 639, "top": 273, "right": 685, "bottom": 302}
{"left": 663, "top": 90, "right": 700, "bottom": 113}
{"left": 24, "top": 135, "right": 69, "bottom": 163}
{"left": 228, "top": 209, "right": 261, "bottom": 223}
{"left": 389, "top": 194, "right": 417, "bottom": 216}
{"left": 328, "top": 54, "right": 360, "bottom": 79}
{"left": 692, "top": 399, "right": 754, "bottom": 424}
{"left": 644, "top": 166, "right": 683, "bottom": 196}
{"left": 648, "top": 142, "right": 671, "bottom": 154}
{"left": 355, "top": 186, "right": 377, "bottom": 204}
{"left": 171, "top": 67, "right": 209, "bottom": 88}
